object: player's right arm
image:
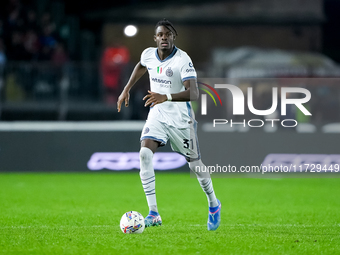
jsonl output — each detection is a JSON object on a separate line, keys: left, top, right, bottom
{"left": 117, "top": 62, "right": 147, "bottom": 112}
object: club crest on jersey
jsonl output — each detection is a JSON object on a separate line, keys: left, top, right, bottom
{"left": 166, "top": 67, "right": 173, "bottom": 77}
{"left": 157, "top": 67, "right": 162, "bottom": 74}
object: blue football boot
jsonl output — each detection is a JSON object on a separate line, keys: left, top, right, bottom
{"left": 145, "top": 210, "right": 162, "bottom": 227}
{"left": 207, "top": 199, "right": 221, "bottom": 231}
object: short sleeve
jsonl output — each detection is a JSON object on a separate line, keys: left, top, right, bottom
{"left": 140, "top": 48, "right": 148, "bottom": 67}
{"left": 180, "top": 54, "right": 197, "bottom": 82}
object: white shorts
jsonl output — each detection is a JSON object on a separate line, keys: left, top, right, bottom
{"left": 140, "top": 119, "right": 201, "bottom": 161}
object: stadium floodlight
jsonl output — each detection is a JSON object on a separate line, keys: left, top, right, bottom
{"left": 124, "top": 25, "right": 138, "bottom": 37}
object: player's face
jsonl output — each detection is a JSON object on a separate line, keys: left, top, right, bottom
{"left": 154, "top": 26, "right": 175, "bottom": 51}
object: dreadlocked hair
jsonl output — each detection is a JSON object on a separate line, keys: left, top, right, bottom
{"left": 155, "top": 18, "right": 178, "bottom": 36}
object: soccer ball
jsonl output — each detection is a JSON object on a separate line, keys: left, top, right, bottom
{"left": 120, "top": 211, "right": 145, "bottom": 234}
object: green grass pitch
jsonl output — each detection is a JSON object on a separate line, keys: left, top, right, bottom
{"left": 0, "top": 173, "right": 339, "bottom": 254}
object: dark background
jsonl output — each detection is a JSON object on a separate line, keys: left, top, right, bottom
{"left": 0, "top": 128, "right": 339, "bottom": 172}
{"left": 1, "top": 0, "right": 339, "bottom": 121}
{"left": 0, "top": 0, "right": 339, "bottom": 172}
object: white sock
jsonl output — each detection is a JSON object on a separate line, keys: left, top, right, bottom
{"left": 139, "top": 147, "right": 158, "bottom": 212}
{"left": 188, "top": 159, "right": 218, "bottom": 207}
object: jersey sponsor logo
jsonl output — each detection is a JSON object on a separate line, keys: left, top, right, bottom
{"left": 157, "top": 66, "right": 162, "bottom": 74}
{"left": 151, "top": 77, "right": 172, "bottom": 84}
{"left": 186, "top": 68, "right": 195, "bottom": 72}
{"left": 166, "top": 67, "right": 173, "bottom": 77}
{"left": 160, "top": 84, "right": 172, "bottom": 88}
{"left": 189, "top": 62, "right": 193, "bottom": 67}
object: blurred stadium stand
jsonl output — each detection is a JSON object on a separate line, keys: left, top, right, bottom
{"left": 0, "top": 0, "right": 339, "bottom": 124}
{"left": 1, "top": 0, "right": 340, "bottom": 173}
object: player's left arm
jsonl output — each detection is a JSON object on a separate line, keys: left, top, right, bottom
{"left": 143, "top": 79, "right": 198, "bottom": 107}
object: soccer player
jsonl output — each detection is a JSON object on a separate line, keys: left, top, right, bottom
{"left": 117, "top": 19, "right": 221, "bottom": 231}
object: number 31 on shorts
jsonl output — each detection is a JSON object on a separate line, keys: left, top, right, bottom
{"left": 183, "top": 139, "right": 194, "bottom": 149}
